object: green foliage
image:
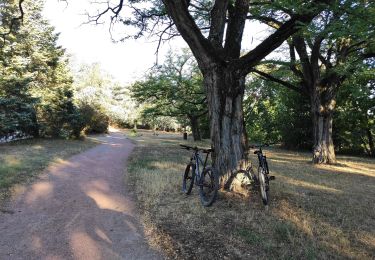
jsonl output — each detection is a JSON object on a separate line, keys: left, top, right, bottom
{"left": 245, "top": 68, "right": 374, "bottom": 155}
{"left": 0, "top": 77, "right": 38, "bottom": 137}
{"left": 334, "top": 65, "right": 375, "bottom": 155}
{"left": 249, "top": 0, "right": 375, "bottom": 156}
{"left": 73, "top": 63, "right": 136, "bottom": 130}
{"left": 245, "top": 77, "right": 312, "bottom": 149}
{"left": 131, "top": 49, "right": 208, "bottom": 138}
{"left": 0, "top": 0, "right": 85, "bottom": 140}
{"left": 79, "top": 103, "right": 109, "bottom": 134}
{"left": 37, "top": 87, "right": 84, "bottom": 138}
{"left": 276, "top": 90, "right": 312, "bottom": 150}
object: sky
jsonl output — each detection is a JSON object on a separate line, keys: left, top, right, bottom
{"left": 42, "top": 0, "right": 271, "bottom": 85}
{"left": 42, "top": 0, "right": 185, "bottom": 84}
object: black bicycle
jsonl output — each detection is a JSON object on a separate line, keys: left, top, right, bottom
{"left": 180, "top": 144, "right": 219, "bottom": 207}
{"left": 231, "top": 144, "right": 275, "bottom": 205}
{"left": 251, "top": 143, "right": 275, "bottom": 205}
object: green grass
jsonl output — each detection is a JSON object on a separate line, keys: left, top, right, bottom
{"left": 125, "top": 129, "right": 375, "bottom": 259}
{"left": 0, "top": 137, "right": 98, "bottom": 199}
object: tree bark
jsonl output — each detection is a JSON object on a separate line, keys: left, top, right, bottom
{"left": 188, "top": 115, "right": 201, "bottom": 141}
{"left": 366, "top": 127, "right": 375, "bottom": 157}
{"left": 311, "top": 86, "right": 337, "bottom": 164}
{"left": 203, "top": 65, "right": 248, "bottom": 185}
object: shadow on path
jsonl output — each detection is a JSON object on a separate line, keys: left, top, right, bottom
{"left": 0, "top": 131, "right": 162, "bottom": 260}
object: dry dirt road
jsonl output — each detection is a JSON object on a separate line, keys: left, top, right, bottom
{"left": 0, "top": 131, "right": 163, "bottom": 260}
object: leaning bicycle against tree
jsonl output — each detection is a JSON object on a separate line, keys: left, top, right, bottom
{"left": 227, "top": 143, "right": 276, "bottom": 206}
{"left": 250, "top": 143, "right": 276, "bottom": 205}
{"left": 180, "top": 144, "right": 219, "bottom": 207}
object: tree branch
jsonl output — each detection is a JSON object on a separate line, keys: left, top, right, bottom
{"left": 162, "top": 0, "right": 219, "bottom": 68}
{"left": 1, "top": 0, "right": 25, "bottom": 45}
{"left": 208, "top": 0, "right": 229, "bottom": 49}
{"left": 237, "top": 0, "right": 332, "bottom": 75}
{"left": 292, "top": 35, "right": 314, "bottom": 90}
{"left": 252, "top": 68, "right": 304, "bottom": 94}
{"left": 288, "top": 41, "right": 304, "bottom": 78}
{"left": 224, "top": 0, "right": 250, "bottom": 59}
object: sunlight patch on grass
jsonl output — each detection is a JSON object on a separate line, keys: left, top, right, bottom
{"left": 273, "top": 200, "right": 314, "bottom": 237}
{"left": 3, "top": 155, "right": 22, "bottom": 167}
{"left": 0, "top": 138, "right": 97, "bottom": 195}
{"left": 356, "top": 231, "right": 375, "bottom": 250}
{"left": 277, "top": 175, "right": 343, "bottom": 193}
{"left": 31, "top": 145, "right": 44, "bottom": 150}
{"left": 316, "top": 162, "right": 375, "bottom": 177}
{"left": 273, "top": 200, "right": 371, "bottom": 259}
{"left": 150, "top": 161, "right": 184, "bottom": 171}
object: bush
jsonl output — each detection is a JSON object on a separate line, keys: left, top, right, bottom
{"left": 78, "top": 103, "right": 109, "bottom": 134}
{"left": 37, "top": 88, "right": 85, "bottom": 139}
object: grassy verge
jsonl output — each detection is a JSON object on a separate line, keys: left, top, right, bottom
{"left": 126, "top": 130, "right": 375, "bottom": 259}
{"left": 0, "top": 137, "right": 98, "bottom": 201}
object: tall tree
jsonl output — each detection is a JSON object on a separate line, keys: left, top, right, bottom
{"left": 252, "top": 0, "right": 375, "bottom": 163}
{"left": 1, "top": 0, "right": 83, "bottom": 139}
{"left": 87, "top": 0, "right": 332, "bottom": 183}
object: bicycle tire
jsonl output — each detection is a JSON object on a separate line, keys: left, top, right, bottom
{"left": 199, "top": 166, "right": 219, "bottom": 207}
{"left": 258, "top": 166, "right": 269, "bottom": 205}
{"left": 182, "top": 163, "right": 195, "bottom": 195}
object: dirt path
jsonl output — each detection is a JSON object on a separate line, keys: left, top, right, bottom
{"left": 0, "top": 131, "right": 163, "bottom": 260}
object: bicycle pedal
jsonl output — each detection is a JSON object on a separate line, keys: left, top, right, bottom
{"left": 269, "top": 176, "right": 275, "bottom": 181}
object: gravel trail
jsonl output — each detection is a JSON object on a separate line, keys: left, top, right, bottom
{"left": 0, "top": 131, "right": 162, "bottom": 260}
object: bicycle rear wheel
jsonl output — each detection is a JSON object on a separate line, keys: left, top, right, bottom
{"left": 199, "top": 167, "right": 219, "bottom": 207}
{"left": 258, "top": 166, "right": 269, "bottom": 205}
{"left": 182, "top": 163, "right": 195, "bottom": 195}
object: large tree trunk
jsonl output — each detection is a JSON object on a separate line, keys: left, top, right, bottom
{"left": 311, "top": 87, "right": 336, "bottom": 164}
{"left": 188, "top": 115, "right": 201, "bottom": 141}
{"left": 203, "top": 66, "right": 248, "bottom": 186}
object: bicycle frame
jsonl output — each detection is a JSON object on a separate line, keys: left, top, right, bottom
{"left": 255, "top": 147, "right": 269, "bottom": 174}
{"left": 190, "top": 150, "right": 210, "bottom": 185}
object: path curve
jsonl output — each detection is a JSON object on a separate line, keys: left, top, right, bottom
{"left": 0, "top": 131, "right": 163, "bottom": 260}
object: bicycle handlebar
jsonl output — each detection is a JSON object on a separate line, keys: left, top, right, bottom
{"left": 179, "top": 144, "right": 213, "bottom": 153}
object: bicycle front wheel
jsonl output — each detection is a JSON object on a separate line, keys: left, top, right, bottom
{"left": 199, "top": 167, "right": 219, "bottom": 207}
{"left": 258, "top": 166, "right": 269, "bottom": 205}
{"left": 182, "top": 163, "right": 195, "bottom": 195}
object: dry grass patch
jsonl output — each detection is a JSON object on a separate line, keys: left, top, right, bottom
{"left": 0, "top": 137, "right": 98, "bottom": 202}
{"left": 126, "top": 129, "right": 375, "bottom": 259}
